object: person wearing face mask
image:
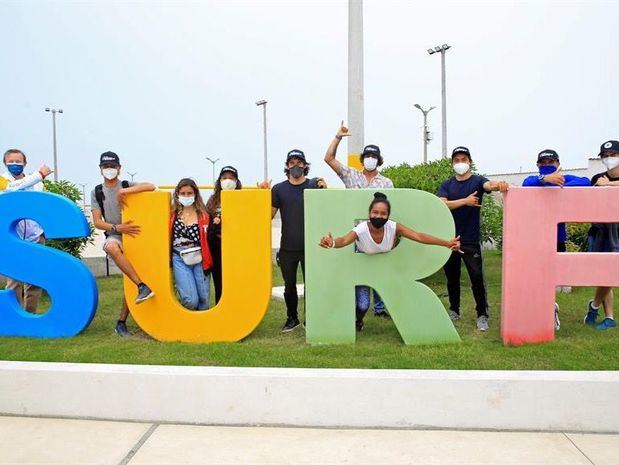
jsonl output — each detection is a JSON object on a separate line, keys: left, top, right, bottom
{"left": 319, "top": 192, "right": 461, "bottom": 331}
{"left": 324, "top": 121, "right": 394, "bottom": 319}
{"left": 437, "top": 146, "right": 509, "bottom": 331}
{"left": 522, "top": 149, "right": 590, "bottom": 330}
{"left": 205, "top": 166, "right": 242, "bottom": 304}
{"left": 170, "top": 178, "right": 213, "bottom": 310}
{"left": 1, "top": 149, "right": 53, "bottom": 314}
{"left": 271, "top": 149, "right": 327, "bottom": 333}
{"left": 584, "top": 140, "right": 619, "bottom": 331}
{"left": 90, "top": 151, "right": 157, "bottom": 337}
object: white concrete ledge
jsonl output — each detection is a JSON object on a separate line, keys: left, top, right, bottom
{"left": 0, "top": 361, "right": 617, "bottom": 432}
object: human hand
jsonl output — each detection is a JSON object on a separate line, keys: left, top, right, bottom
{"left": 336, "top": 120, "right": 350, "bottom": 139}
{"left": 543, "top": 168, "right": 565, "bottom": 187}
{"left": 463, "top": 191, "right": 481, "bottom": 207}
{"left": 213, "top": 217, "right": 221, "bottom": 225}
{"left": 319, "top": 232, "right": 335, "bottom": 249}
{"left": 596, "top": 175, "right": 610, "bottom": 186}
{"left": 448, "top": 235, "right": 463, "bottom": 253}
{"left": 496, "top": 181, "right": 509, "bottom": 193}
{"left": 316, "top": 177, "right": 327, "bottom": 189}
{"left": 38, "top": 165, "right": 53, "bottom": 178}
{"left": 116, "top": 220, "right": 141, "bottom": 237}
{"left": 257, "top": 180, "right": 272, "bottom": 189}
{"left": 117, "top": 188, "right": 130, "bottom": 208}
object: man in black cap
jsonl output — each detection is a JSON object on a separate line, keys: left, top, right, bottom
{"left": 437, "top": 146, "right": 509, "bottom": 331}
{"left": 90, "top": 151, "right": 157, "bottom": 337}
{"left": 522, "top": 149, "right": 590, "bottom": 330}
{"left": 270, "top": 149, "right": 326, "bottom": 333}
{"left": 584, "top": 140, "right": 619, "bottom": 331}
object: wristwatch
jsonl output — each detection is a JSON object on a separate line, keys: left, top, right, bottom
{"left": 538, "top": 175, "right": 545, "bottom": 183}
{"left": 110, "top": 224, "right": 118, "bottom": 234}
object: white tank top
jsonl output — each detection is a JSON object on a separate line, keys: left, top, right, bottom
{"left": 353, "top": 220, "right": 397, "bottom": 254}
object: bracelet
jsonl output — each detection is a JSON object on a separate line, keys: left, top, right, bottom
{"left": 335, "top": 135, "right": 342, "bottom": 141}
{"left": 330, "top": 240, "right": 336, "bottom": 249}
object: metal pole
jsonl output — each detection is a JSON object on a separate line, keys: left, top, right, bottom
{"left": 52, "top": 111, "right": 58, "bottom": 181}
{"left": 79, "top": 183, "right": 86, "bottom": 208}
{"left": 262, "top": 103, "right": 268, "bottom": 182}
{"left": 348, "top": 0, "right": 364, "bottom": 161}
{"left": 205, "top": 157, "right": 219, "bottom": 185}
{"left": 440, "top": 50, "right": 447, "bottom": 158}
{"left": 423, "top": 111, "right": 428, "bottom": 163}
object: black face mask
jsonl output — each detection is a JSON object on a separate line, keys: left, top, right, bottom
{"left": 369, "top": 217, "right": 388, "bottom": 229}
{"left": 289, "top": 166, "right": 305, "bottom": 179}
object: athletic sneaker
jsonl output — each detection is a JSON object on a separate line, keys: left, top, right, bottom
{"left": 596, "top": 318, "right": 617, "bottom": 331}
{"left": 476, "top": 315, "right": 489, "bottom": 331}
{"left": 584, "top": 300, "right": 599, "bottom": 326}
{"left": 449, "top": 310, "right": 461, "bottom": 321}
{"left": 135, "top": 283, "right": 155, "bottom": 304}
{"left": 554, "top": 303, "right": 561, "bottom": 331}
{"left": 114, "top": 321, "right": 132, "bottom": 337}
{"left": 281, "top": 318, "right": 302, "bottom": 333}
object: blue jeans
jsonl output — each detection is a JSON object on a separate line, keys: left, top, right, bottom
{"left": 172, "top": 250, "right": 210, "bottom": 310}
{"left": 373, "top": 290, "right": 387, "bottom": 314}
{"left": 356, "top": 286, "right": 371, "bottom": 315}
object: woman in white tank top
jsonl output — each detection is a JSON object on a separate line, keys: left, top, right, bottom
{"left": 318, "top": 192, "right": 462, "bottom": 331}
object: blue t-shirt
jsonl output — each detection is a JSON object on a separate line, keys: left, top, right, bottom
{"left": 522, "top": 173, "right": 590, "bottom": 243}
{"left": 437, "top": 175, "right": 489, "bottom": 243}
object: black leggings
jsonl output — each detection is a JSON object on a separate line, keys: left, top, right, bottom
{"left": 207, "top": 235, "right": 222, "bottom": 304}
{"left": 278, "top": 249, "right": 305, "bottom": 320}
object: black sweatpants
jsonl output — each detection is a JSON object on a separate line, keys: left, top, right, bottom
{"left": 443, "top": 242, "right": 488, "bottom": 318}
{"left": 278, "top": 249, "right": 305, "bottom": 320}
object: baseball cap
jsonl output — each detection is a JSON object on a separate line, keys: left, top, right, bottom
{"left": 361, "top": 145, "right": 381, "bottom": 158}
{"left": 599, "top": 140, "right": 619, "bottom": 156}
{"left": 99, "top": 151, "right": 121, "bottom": 167}
{"left": 286, "top": 149, "right": 307, "bottom": 164}
{"left": 219, "top": 165, "right": 238, "bottom": 177}
{"left": 451, "top": 146, "right": 471, "bottom": 158}
{"left": 537, "top": 149, "right": 560, "bottom": 163}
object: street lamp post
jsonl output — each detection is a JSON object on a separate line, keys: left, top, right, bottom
{"left": 79, "top": 183, "right": 87, "bottom": 208}
{"left": 45, "top": 107, "right": 63, "bottom": 181}
{"left": 255, "top": 100, "right": 268, "bottom": 182}
{"left": 127, "top": 172, "right": 137, "bottom": 182}
{"left": 413, "top": 104, "right": 435, "bottom": 164}
{"left": 205, "top": 157, "right": 220, "bottom": 186}
{"left": 427, "top": 44, "right": 450, "bottom": 158}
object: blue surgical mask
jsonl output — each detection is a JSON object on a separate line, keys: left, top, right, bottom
{"left": 7, "top": 163, "right": 24, "bottom": 177}
{"left": 538, "top": 165, "right": 558, "bottom": 176}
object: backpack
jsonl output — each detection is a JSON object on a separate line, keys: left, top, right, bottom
{"left": 94, "top": 180, "right": 130, "bottom": 219}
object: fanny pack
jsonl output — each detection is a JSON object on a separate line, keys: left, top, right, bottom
{"left": 179, "top": 246, "right": 203, "bottom": 266}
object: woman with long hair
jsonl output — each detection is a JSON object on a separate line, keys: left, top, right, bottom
{"left": 205, "top": 166, "right": 242, "bottom": 303}
{"left": 319, "top": 192, "right": 461, "bottom": 331}
{"left": 170, "top": 178, "right": 213, "bottom": 310}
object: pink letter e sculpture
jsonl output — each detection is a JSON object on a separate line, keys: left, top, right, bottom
{"left": 501, "top": 187, "right": 619, "bottom": 345}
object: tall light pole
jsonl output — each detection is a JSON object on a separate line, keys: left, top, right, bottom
{"left": 255, "top": 100, "right": 268, "bottom": 182}
{"left": 45, "top": 107, "right": 63, "bottom": 181}
{"left": 127, "top": 172, "right": 137, "bottom": 182}
{"left": 79, "top": 183, "right": 87, "bottom": 208}
{"left": 413, "top": 104, "right": 435, "bottom": 164}
{"left": 427, "top": 44, "right": 450, "bottom": 158}
{"left": 348, "top": 0, "right": 364, "bottom": 167}
{"left": 205, "top": 157, "right": 220, "bottom": 186}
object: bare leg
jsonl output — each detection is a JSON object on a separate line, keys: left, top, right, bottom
{"left": 105, "top": 243, "right": 142, "bottom": 286}
{"left": 602, "top": 289, "right": 614, "bottom": 319}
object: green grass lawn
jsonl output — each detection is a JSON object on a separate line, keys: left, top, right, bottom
{"left": 0, "top": 251, "right": 617, "bottom": 370}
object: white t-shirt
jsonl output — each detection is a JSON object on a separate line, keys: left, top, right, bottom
{"left": 353, "top": 220, "right": 397, "bottom": 254}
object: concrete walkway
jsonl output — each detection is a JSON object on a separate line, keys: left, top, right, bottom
{"left": 0, "top": 416, "right": 616, "bottom": 465}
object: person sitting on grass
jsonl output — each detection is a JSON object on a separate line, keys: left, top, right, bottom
{"left": 318, "top": 192, "right": 462, "bottom": 332}
{"left": 170, "top": 178, "right": 213, "bottom": 311}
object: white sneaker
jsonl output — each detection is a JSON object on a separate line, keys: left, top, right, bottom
{"left": 476, "top": 315, "right": 489, "bottom": 331}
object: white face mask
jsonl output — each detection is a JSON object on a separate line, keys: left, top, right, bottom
{"left": 178, "top": 196, "right": 195, "bottom": 207}
{"left": 102, "top": 168, "right": 119, "bottom": 180}
{"left": 363, "top": 157, "right": 378, "bottom": 171}
{"left": 453, "top": 162, "right": 470, "bottom": 176}
{"left": 602, "top": 157, "right": 619, "bottom": 171}
{"left": 220, "top": 179, "right": 237, "bottom": 191}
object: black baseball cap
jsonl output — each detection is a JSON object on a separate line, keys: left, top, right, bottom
{"left": 361, "top": 145, "right": 381, "bottom": 158}
{"left": 599, "top": 140, "right": 619, "bottom": 156}
{"left": 99, "top": 151, "right": 121, "bottom": 167}
{"left": 219, "top": 165, "right": 238, "bottom": 177}
{"left": 286, "top": 149, "right": 307, "bottom": 164}
{"left": 537, "top": 149, "right": 560, "bottom": 163}
{"left": 451, "top": 146, "right": 471, "bottom": 158}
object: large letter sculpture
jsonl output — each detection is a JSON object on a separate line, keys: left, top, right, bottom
{"left": 305, "top": 189, "right": 460, "bottom": 345}
{"left": 501, "top": 187, "right": 619, "bottom": 345}
{"left": 121, "top": 189, "right": 272, "bottom": 342}
{"left": 0, "top": 191, "right": 97, "bottom": 337}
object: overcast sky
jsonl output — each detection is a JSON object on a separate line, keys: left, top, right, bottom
{"left": 1, "top": 0, "right": 617, "bottom": 195}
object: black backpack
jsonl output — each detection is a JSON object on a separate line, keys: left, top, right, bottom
{"left": 94, "top": 180, "right": 130, "bottom": 219}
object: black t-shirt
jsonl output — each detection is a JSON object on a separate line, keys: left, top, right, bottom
{"left": 437, "top": 174, "right": 489, "bottom": 243}
{"left": 588, "top": 171, "right": 619, "bottom": 236}
{"left": 272, "top": 179, "right": 311, "bottom": 251}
